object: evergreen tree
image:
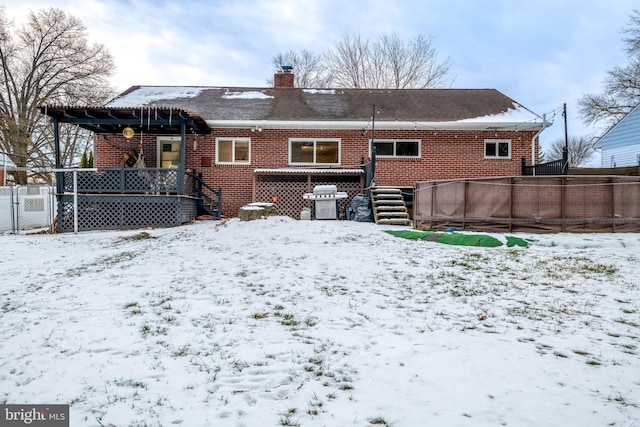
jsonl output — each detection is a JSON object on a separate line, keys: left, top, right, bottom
{"left": 80, "top": 150, "right": 89, "bottom": 168}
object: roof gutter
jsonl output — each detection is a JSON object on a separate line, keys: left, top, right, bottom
{"left": 205, "top": 119, "right": 545, "bottom": 132}
{"left": 531, "top": 114, "right": 551, "bottom": 169}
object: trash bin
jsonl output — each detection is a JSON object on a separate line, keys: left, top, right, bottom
{"left": 350, "top": 193, "right": 373, "bottom": 222}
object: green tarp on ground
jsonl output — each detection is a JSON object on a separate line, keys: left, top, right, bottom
{"left": 384, "top": 230, "right": 530, "bottom": 248}
{"left": 437, "top": 232, "right": 503, "bottom": 247}
{"left": 506, "top": 236, "right": 530, "bottom": 247}
{"left": 384, "top": 230, "right": 434, "bottom": 240}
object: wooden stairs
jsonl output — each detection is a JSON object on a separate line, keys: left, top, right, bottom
{"left": 370, "top": 187, "right": 411, "bottom": 226}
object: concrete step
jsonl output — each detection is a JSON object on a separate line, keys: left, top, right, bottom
{"left": 377, "top": 211, "right": 410, "bottom": 218}
{"left": 373, "top": 193, "right": 403, "bottom": 199}
{"left": 375, "top": 205, "right": 407, "bottom": 211}
{"left": 371, "top": 188, "right": 404, "bottom": 194}
{"left": 377, "top": 218, "right": 412, "bottom": 225}
{"left": 373, "top": 200, "right": 405, "bottom": 206}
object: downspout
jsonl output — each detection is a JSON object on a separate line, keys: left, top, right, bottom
{"left": 369, "top": 105, "right": 377, "bottom": 188}
{"left": 178, "top": 119, "right": 186, "bottom": 194}
{"left": 530, "top": 113, "right": 548, "bottom": 176}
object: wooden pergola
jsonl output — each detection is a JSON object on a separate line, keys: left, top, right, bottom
{"left": 40, "top": 105, "right": 210, "bottom": 194}
{"left": 39, "top": 106, "right": 219, "bottom": 232}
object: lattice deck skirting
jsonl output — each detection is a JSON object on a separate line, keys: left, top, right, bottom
{"left": 56, "top": 194, "right": 197, "bottom": 232}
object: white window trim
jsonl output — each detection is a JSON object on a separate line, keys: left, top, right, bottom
{"left": 288, "top": 138, "right": 341, "bottom": 166}
{"left": 484, "top": 139, "right": 512, "bottom": 159}
{"left": 156, "top": 136, "right": 182, "bottom": 168}
{"left": 370, "top": 139, "right": 421, "bottom": 158}
{"left": 215, "top": 137, "right": 251, "bottom": 165}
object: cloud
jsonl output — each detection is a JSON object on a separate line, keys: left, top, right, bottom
{"left": 3, "top": 0, "right": 638, "bottom": 159}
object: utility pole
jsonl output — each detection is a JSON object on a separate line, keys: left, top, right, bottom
{"left": 369, "top": 105, "right": 377, "bottom": 188}
{"left": 371, "top": 104, "right": 377, "bottom": 146}
{"left": 562, "top": 103, "right": 569, "bottom": 174}
{"left": 563, "top": 103, "right": 569, "bottom": 149}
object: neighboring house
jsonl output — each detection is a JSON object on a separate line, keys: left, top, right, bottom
{"left": 1, "top": 154, "right": 17, "bottom": 186}
{"left": 597, "top": 102, "right": 640, "bottom": 168}
{"left": 42, "top": 69, "right": 547, "bottom": 228}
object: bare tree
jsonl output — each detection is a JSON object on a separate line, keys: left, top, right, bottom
{"left": 269, "top": 50, "right": 331, "bottom": 88}
{"left": 326, "top": 32, "right": 453, "bottom": 89}
{"left": 270, "top": 32, "right": 453, "bottom": 89}
{"left": 578, "top": 9, "right": 640, "bottom": 131}
{"left": 623, "top": 8, "right": 640, "bottom": 56}
{"left": 0, "top": 7, "right": 115, "bottom": 184}
{"left": 375, "top": 33, "right": 453, "bottom": 89}
{"left": 325, "top": 32, "right": 372, "bottom": 88}
{"left": 537, "top": 145, "right": 546, "bottom": 164}
{"left": 32, "top": 82, "right": 114, "bottom": 183}
{"left": 545, "top": 136, "right": 595, "bottom": 167}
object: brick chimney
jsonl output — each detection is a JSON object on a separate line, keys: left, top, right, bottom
{"left": 274, "top": 66, "right": 294, "bottom": 88}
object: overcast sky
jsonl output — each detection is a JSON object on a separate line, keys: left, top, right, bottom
{"left": 3, "top": 0, "right": 638, "bottom": 164}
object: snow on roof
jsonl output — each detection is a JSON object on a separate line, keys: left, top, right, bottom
{"left": 458, "top": 103, "right": 541, "bottom": 124}
{"left": 222, "top": 90, "right": 273, "bottom": 100}
{"left": 105, "top": 86, "right": 545, "bottom": 129}
{"left": 107, "top": 86, "right": 206, "bottom": 107}
{"left": 302, "top": 89, "right": 337, "bottom": 95}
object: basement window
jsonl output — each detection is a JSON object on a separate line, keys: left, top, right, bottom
{"left": 216, "top": 138, "right": 250, "bottom": 164}
{"left": 289, "top": 139, "right": 340, "bottom": 165}
{"left": 371, "top": 140, "right": 420, "bottom": 158}
{"left": 484, "top": 139, "right": 511, "bottom": 159}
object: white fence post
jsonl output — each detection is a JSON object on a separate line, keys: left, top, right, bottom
{"left": 52, "top": 168, "right": 97, "bottom": 234}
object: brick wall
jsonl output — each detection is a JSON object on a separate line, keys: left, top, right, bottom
{"left": 95, "top": 128, "right": 539, "bottom": 217}
{"left": 94, "top": 133, "right": 160, "bottom": 167}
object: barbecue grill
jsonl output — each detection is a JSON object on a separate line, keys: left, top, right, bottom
{"left": 303, "top": 185, "right": 348, "bottom": 219}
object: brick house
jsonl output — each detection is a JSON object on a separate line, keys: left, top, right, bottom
{"left": 42, "top": 69, "right": 547, "bottom": 230}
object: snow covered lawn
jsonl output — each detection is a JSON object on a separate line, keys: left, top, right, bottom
{"left": 1, "top": 217, "right": 639, "bottom": 426}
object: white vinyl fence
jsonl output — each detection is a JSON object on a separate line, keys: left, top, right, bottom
{"left": 0, "top": 185, "right": 56, "bottom": 233}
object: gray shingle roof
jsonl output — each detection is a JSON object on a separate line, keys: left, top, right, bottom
{"left": 107, "top": 86, "right": 542, "bottom": 127}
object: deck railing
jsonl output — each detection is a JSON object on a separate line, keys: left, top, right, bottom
{"left": 522, "top": 150, "right": 569, "bottom": 176}
{"left": 54, "top": 166, "right": 201, "bottom": 232}
{"left": 61, "top": 166, "right": 192, "bottom": 195}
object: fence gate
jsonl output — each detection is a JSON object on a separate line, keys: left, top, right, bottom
{"left": 0, "top": 185, "right": 56, "bottom": 233}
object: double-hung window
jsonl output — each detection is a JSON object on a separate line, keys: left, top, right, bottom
{"left": 484, "top": 139, "right": 511, "bottom": 159}
{"left": 216, "top": 138, "right": 250, "bottom": 164}
{"left": 371, "top": 140, "right": 420, "bottom": 158}
{"left": 289, "top": 139, "right": 340, "bottom": 165}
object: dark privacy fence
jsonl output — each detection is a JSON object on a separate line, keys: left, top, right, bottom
{"left": 413, "top": 176, "right": 640, "bottom": 232}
